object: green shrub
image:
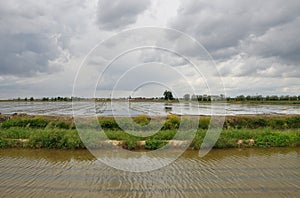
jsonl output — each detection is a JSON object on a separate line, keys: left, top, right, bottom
{"left": 295, "top": 131, "right": 300, "bottom": 146}
{"left": 133, "top": 114, "right": 151, "bottom": 126}
{"left": 54, "top": 121, "right": 71, "bottom": 129}
{"left": 214, "top": 136, "right": 236, "bottom": 148}
{"left": 253, "top": 129, "right": 292, "bottom": 147}
{"left": 117, "top": 117, "right": 163, "bottom": 131}
{"left": 0, "top": 137, "right": 8, "bottom": 148}
{"left": 229, "top": 117, "right": 248, "bottom": 129}
{"left": 46, "top": 121, "right": 71, "bottom": 129}
{"left": 1, "top": 117, "right": 49, "bottom": 129}
{"left": 268, "top": 118, "right": 288, "bottom": 129}
{"left": 124, "top": 138, "right": 137, "bottom": 150}
{"left": 105, "top": 130, "right": 131, "bottom": 140}
{"left": 62, "top": 130, "right": 84, "bottom": 149}
{"left": 0, "top": 127, "right": 32, "bottom": 139}
{"left": 286, "top": 116, "right": 300, "bottom": 128}
{"left": 198, "top": 117, "right": 210, "bottom": 129}
{"left": 28, "top": 129, "right": 84, "bottom": 149}
{"left": 152, "top": 130, "right": 176, "bottom": 140}
{"left": 249, "top": 118, "right": 268, "bottom": 128}
{"left": 28, "top": 130, "right": 45, "bottom": 148}
{"left": 145, "top": 139, "right": 167, "bottom": 150}
{"left": 162, "top": 115, "right": 180, "bottom": 130}
{"left": 222, "top": 129, "right": 253, "bottom": 140}
{"left": 223, "top": 116, "right": 300, "bottom": 130}
{"left": 99, "top": 118, "right": 120, "bottom": 130}
{"left": 190, "top": 134, "right": 203, "bottom": 150}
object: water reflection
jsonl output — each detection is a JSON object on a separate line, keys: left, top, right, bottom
{"left": 164, "top": 103, "right": 172, "bottom": 113}
{"left": 0, "top": 148, "right": 95, "bottom": 162}
{"left": 183, "top": 102, "right": 190, "bottom": 110}
{"left": 0, "top": 101, "right": 299, "bottom": 116}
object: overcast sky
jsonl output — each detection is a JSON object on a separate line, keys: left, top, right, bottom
{"left": 0, "top": 0, "right": 299, "bottom": 99}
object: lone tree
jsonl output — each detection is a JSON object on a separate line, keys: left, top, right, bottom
{"left": 163, "top": 90, "right": 174, "bottom": 100}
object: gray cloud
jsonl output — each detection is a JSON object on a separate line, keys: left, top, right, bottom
{"left": 0, "top": 0, "right": 299, "bottom": 99}
{"left": 0, "top": 33, "right": 61, "bottom": 76}
{"left": 170, "top": 0, "right": 300, "bottom": 78}
{"left": 242, "top": 17, "right": 300, "bottom": 64}
{"left": 0, "top": 0, "right": 89, "bottom": 77}
{"left": 97, "top": 0, "right": 151, "bottom": 30}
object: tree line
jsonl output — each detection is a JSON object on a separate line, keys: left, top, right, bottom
{"left": 8, "top": 92, "right": 300, "bottom": 102}
{"left": 182, "top": 93, "right": 300, "bottom": 102}
{"left": 13, "top": 97, "right": 72, "bottom": 102}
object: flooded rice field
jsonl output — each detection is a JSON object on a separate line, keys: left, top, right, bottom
{"left": 0, "top": 148, "right": 299, "bottom": 197}
{"left": 0, "top": 101, "right": 299, "bottom": 116}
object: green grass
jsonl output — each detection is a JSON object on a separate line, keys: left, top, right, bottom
{"left": 0, "top": 127, "right": 299, "bottom": 150}
{"left": 224, "top": 116, "right": 300, "bottom": 129}
{"left": 212, "top": 128, "right": 300, "bottom": 148}
{"left": 0, "top": 115, "right": 300, "bottom": 150}
{"left": 145, "top": 139, "right": 168, "bottom": 150}
{"left": 1, "top": 117, "right": 50, "bottom": 129}
{"left": 28, "top": 129, "right": 84, "bottom": 149}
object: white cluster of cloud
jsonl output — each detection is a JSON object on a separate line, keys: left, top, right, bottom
{"left": 0, "top": 0, "right": 299, "bottom": 99}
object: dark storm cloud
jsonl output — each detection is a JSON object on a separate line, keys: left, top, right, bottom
{"left": 97, "top": 0, "right": 151, "bottom": 30}
{"left": 0, "top": 33, "right": 61, "bottom": 76}
{"left": 0, "top": 0, "right": 88, "bottom": 77}
{"left": 242, "top": 17, "right": 300, "bottom": 64}
{"left": 170, "top": 0, "right": 300, "bottom": 77}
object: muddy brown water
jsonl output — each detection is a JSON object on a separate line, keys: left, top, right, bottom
{"left": 0, "top": 148, "right": 299, "bottom": 197}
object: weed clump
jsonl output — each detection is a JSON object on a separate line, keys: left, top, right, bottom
{"left": 1, "top": 117, "right": 49, "bottom": 129}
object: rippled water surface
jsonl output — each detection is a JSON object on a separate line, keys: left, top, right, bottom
{"left": 0, "top": 102, "right": 299, "bottom": 116}
{"left": 0, "top": 148, "right": 299, "bottom": 197}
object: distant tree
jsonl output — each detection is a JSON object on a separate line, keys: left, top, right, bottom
{"left": 280, "top": 95, "right": 289, "bottom": 101}
{"left": 197, "top": 95, "right": 203, "bottom": 102}
{"left": 207, "top": 95, "right": 211, "bottom": 102}
{"left": 183, "top": 94, "right": 190, "bottom": 101}
{"left": 163, "top": 90, "right": 174, "bottom": 100}
{"left": 236, "top": 95, "right": 245, "bottom": 101}
{"left": 290, "top": 96, "right": 298, "bottom": 101}
{"left": 42, "top": 97, "right": 49, "bottom": 101}
{"left": 30, "top": 97, "right": 34, "bottom": 101}
{"left": 191, "top": 94, "right": 197, "bottom": 101}
{"left": 203, "top": 94, "right": 208, "bottom": 101}
{"left": 257, "top": 95, "right": 263, "bottom": 101}
{"left": 24, "top": 97, "right": 28, "bottom": 101}
{"left": 270, "top": 95, "right": 279, "bottom": 101}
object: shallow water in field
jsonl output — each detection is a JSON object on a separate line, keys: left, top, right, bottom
{"left": 0, "top": 101, "right": 299, "bottom": 116}
{"left": 0, "top": 148, "right": 299, "bottom": 197}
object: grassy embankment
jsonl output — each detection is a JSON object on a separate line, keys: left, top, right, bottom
{"left": 0, "top": 114, "right": 299, "bottom": 150}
